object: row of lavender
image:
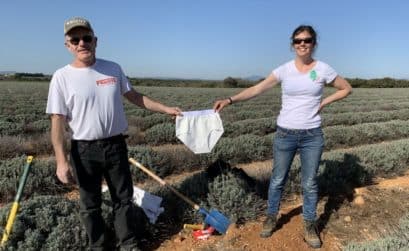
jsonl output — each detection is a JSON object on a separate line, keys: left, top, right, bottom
{"left": 1, "top": 81, "right": 409, "bottom": 249}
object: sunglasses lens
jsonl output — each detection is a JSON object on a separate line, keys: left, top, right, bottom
{"left": 293, "top": 38, "right": 313, "bottom": 44}
{"left": 70, "top": 37, "right": 80, "bottom": 45}
{"left": 304, "top": 38, "right": 313, "bottom": 44}
{"left": 82, "top": 35, "right": 93, "bottom": 43}
{"left": 69, "top": 35, "right": 93, "bottom": 45}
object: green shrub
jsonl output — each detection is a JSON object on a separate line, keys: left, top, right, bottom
{"left": 324, "top": 120, "right": 409, "bottom": 150}
{"left": 0, "top": 196, "right": 87, "bottom": 250}
{"left": 211, "top": 134, "right": 272, "bottom": 164}
{"left": 128, "top": 146, "right": 172, "bottom": 181}
{"left": 155, "top": 145, "right": 207, "bottom": 173}
{"left": 126, "top": 125, "right": 146, "bottom": 145}
{"left": 0, "top": 136, "right": 24, "bottom": 159}
{"left": 0, "top": 156, "right": 69, "bottom": 203}
{"left": 224, "top": 118, "right": 275, "bottom": 137}
{"left": 144, "top": 122, "right": 177, "bottom": 145}
{"left": 344, "top": 213, "right": 409, "bottom": 251}
{"left": 206, "top": 171, "right": 264, "bottom": 224}
{"left": 0, "top": 120, "right": 22, "bottom": 136}
{"left": 273, "top": 139, "right": 409, "bottom": 196}
{"left": 127, "top": 113, "right": 171, "bottom": 131}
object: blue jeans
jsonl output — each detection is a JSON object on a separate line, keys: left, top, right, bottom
{"left": 267, "top": 126, "right": 324, "bottom": 221}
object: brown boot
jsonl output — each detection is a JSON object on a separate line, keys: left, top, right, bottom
{"left": 303, "top": 220, "right": 321, "bottom": 249}
{"left": 259, "top": 214, "right": 277, "bottom": 238}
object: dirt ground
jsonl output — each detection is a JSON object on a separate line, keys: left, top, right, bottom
{"left": 6, "top": 164, "right": 408, "bottom": 251}
{"left": 152, "top": 170, "right": 409, "bottom": 251}
{"left": 55, "top": 162, "right": 409, "bottom": 251}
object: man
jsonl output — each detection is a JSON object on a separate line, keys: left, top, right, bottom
{"left": 46, "top": 17, "right": 182, "bottom": 251}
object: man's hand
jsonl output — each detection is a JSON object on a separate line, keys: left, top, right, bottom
{"left": 56, "top": 161, "right": 75, "bottom": 184}
{"left": 165, "top": 106, "right": 183, "bottom": 118}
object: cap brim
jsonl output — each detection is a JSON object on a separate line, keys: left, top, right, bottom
{"left": 64, "top": 25, "right": 93, "bottom": 35}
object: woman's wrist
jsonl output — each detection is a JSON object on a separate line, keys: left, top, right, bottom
{"left": 228, "top": 97, "right": 233, "bottom": 104}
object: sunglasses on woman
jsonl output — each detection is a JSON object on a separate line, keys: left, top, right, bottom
{"left": 292, "top": 37, "right": 314, "bottom": 44}
{"left": 68, "top": 35, "right": 94, "bottom": 45}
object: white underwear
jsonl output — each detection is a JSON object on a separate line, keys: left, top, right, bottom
{"left": 176, "top": 109, "right": 224, "bottom": 154}
{"left": 102, "top": 185, "right": 164, "bottom": 224}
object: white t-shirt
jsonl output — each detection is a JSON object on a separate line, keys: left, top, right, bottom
{"left": 46, "top": 58, "right": 132, "bottom": 140}
{"left": 272, "top": 60, "right": 337, "bottom": 129}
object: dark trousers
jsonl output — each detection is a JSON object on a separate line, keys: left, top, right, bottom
{"left": 70, "top": 135, "right": 138, "bottom": 250}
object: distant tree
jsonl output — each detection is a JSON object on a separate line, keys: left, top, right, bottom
{"left": 237, "top": 78, "right": 259, "bottom": 88}
{"left": 346, "top": 77, "right": 409, "bottom": 88}
{"left": 223, "top": 76, "right": 238, "bottom": 88}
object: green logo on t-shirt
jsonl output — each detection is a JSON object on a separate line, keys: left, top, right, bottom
{"left": 310, "top": 70, "right": 317, "bottom": 81}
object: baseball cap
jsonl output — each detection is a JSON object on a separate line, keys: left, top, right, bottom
{"left": 64, "top": 17, "right": 93, "bottom": 35}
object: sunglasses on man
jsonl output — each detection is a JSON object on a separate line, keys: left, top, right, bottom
{"left": 292, "top": 37, "right": 314, "bottom": 45}
{"left": 68, "top": 35, "right": 94, "bottom": 45}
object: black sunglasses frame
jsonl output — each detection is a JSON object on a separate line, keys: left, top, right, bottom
{"left": 69, "top": 35, "right": 94, "bottom": 45}
{"left": 292, "top": 38, "right": 314, "bottom": 45}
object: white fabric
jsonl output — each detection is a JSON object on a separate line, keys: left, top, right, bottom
{"left": 46, "top": 58, "right": 132, "bottom": 140}
{"left": 102, "top": 185, "right": 164, "bottom": 224}
{"left": 176, "top": 109, "right": 224, "bottom": 154}
{"left": 272, "top": 60, "right": 338, "bottom": 129}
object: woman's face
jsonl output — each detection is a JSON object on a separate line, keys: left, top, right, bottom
{"left": 292, "top": 31, "right": 315, "bottom": 58}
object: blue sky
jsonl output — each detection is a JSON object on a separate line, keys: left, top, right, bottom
{"left": 1, "top": 1, "right": 408, "bottom": 80}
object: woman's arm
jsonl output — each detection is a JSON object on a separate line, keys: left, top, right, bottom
{"left": 319, "top": 76, "right": 352, "bottom": 111}
{"left": 213, "top": 74, "right": 279, "bottom": 112}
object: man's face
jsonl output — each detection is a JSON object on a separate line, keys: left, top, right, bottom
{"left": 65, "top": 27, "right": 97, "bottom": 64}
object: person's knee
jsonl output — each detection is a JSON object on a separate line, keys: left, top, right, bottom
{"left": 302, "top": 178, "right": 318, "bottom": 193}
{"left": 269, "top": 176, "right": 286, "bottom": 189}
{"left": 270, "top": 166, "right": 289, "bottom": 188}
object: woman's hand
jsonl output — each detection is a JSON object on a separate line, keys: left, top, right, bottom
{"left": 213, "top": 98, "right": 231, "bottom": 113}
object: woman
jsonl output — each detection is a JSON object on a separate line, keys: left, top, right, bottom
{"left": 213, "top": 25, "right": 352, "bottom": 249}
